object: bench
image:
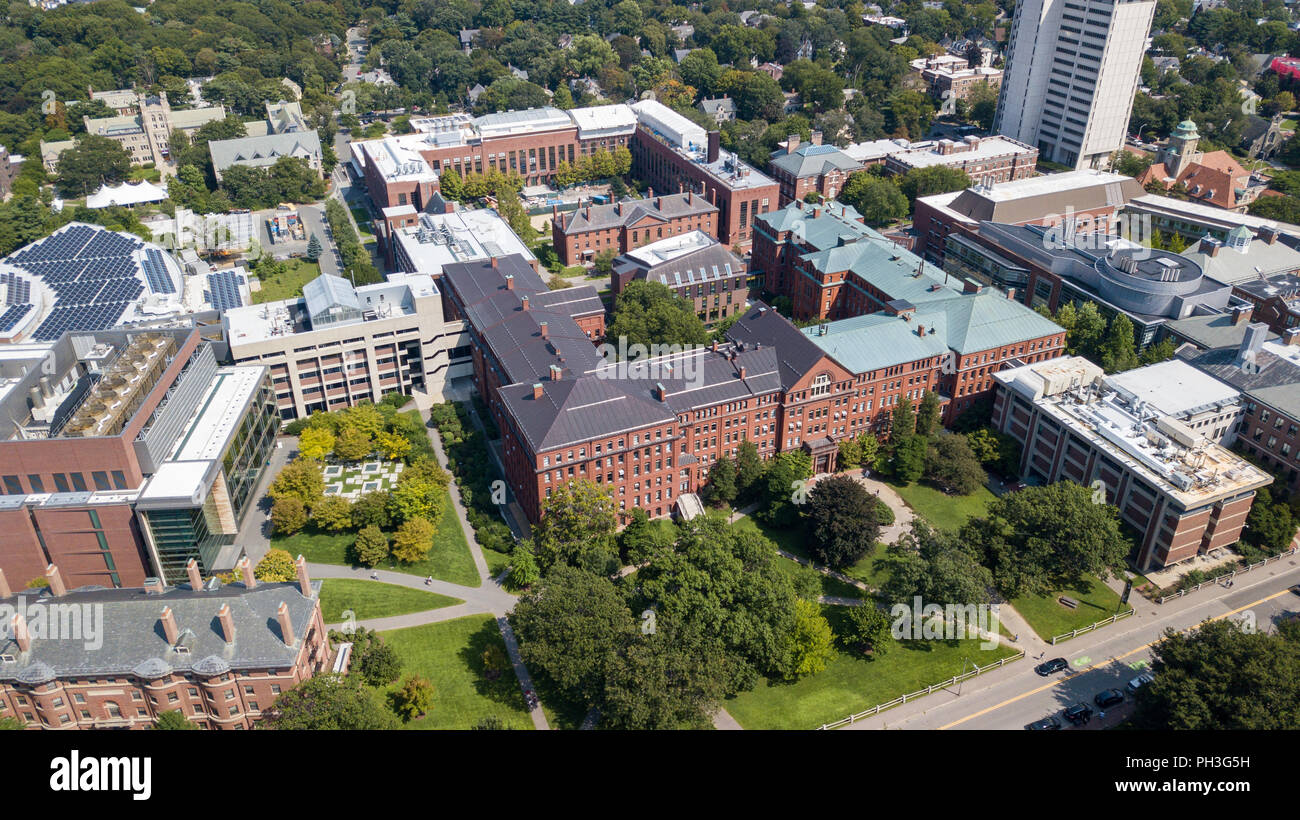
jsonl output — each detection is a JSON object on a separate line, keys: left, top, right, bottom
{"left": 1058, "top": 596, "right": 1080, "bottom": 609}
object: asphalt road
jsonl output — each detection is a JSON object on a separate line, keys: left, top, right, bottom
{"left": 840, "top": 559, "right": 1300, "bottom": 731}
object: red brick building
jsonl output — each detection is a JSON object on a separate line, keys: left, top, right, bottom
{"left": 767, "top": 133, "right": 865, "bottom": 206}
{"left": 552, "top": 191, "right": 718, "bottom": 266}
{"left": 610, "top": 231, "right": 750, "bottom": 325}
{"left": 0, "top": 557, "right": 331, "bottom": 729}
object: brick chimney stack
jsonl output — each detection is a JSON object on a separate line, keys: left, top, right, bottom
{"left": 160, "top": 606, "right": 179, "bottom": 645}
{"left": 533, "top": 382, "right": 544, "bottom": 399}
{"left": 217, "top": 603, "right": 235, "bottom": 643}
{"left": 45, "top": 564, "right": 66, "bottom": 597}
{"left": 186, "top": 559, "right": 203, "bottom": 591}
{"left": 11, "top": 614, "right": 30, "bottom": 652}
{"left": 505, "top": 273, "right": 514, "bottom": 290}
{"left": 918, "top": 324, "right": 926, "bottom": 338}
{"left": 738, "top": 365, "right": 746, "bottom": 379}
{"left": 277, "top": 602, "right": 295, "bottom": 647}
{"left": 786, "top": 134, "right": 800, "bottom": 153}
{"left": 522, "top": 294, "right": 530, "bottom": 311}
{"left": 295, "top": 554, "right": 312, "bottom": 598}
{"left": 648, "top": 187, "right": 654, "bottom": 199}
{"left": 540, "top": 321, "right": 548, "bottom": 339}
{"left": 0, "top": 569, "right": 9, "bottom": 599}
{"left": 549, "top": 364, "right": 562, "bottom": 380}
{"left": 1006, "top": 288, "right": 1017, "bottom": 301}
{"left": 239, "top": 556, "right": 256, "bottom": 589}
{"left": 492, "top": 256, "right": 500, "bottom": 269}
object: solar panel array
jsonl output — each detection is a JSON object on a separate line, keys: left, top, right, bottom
{"left": 5, "top": 225, "right": 149, "bottom": 341}
{"left": 0, "top": 303, "right": 33, "bottom": 332}
{"left": 142, "top": 248, "right": 176, "bottom": 294}
{"left": 1, "top": 270, "right": 32, "bottom": 304}
{"left": 206, "top": 270, "right": 244, "bottom": 311}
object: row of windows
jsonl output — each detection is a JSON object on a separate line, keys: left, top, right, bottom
{"left": 0, "top": 469, "right": 129, "bottom": 496}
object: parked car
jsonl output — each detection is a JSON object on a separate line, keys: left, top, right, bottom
{"left": 1035, "top": 657, "right": 1069, "bottom": 676}
{"left": 1094, "top": 689, "right": 1125, "bottom": 708}
{"left": 1127, "top": 672, "right": 1154, "bottom": 693}
{"left": 1063, "top": 703, "right": 1094, "bottom": 725}
{"left": 1290, "top": 584, "right": 1300, "bottom": 596}
{"left": 1027, "top": 715, "right": 1062, "bottom": 730}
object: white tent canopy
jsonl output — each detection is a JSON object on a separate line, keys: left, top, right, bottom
{"left": 85, "top": 180, "right": 169, "bottom": 209}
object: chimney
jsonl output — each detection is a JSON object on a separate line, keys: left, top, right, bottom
{"left": 217, "top": 603, "right": 235, "bottom": 643}
{"left": 1208, "top": 241, "right": 1221, "bottom": 257}
{"left": 707, "top": 131, "right": 720, "bottom": 164}
{"left": 45, "top": 564, "right": 66, "bottom": 597}
{"left": 540, "top": 321, "right": 549, "bottom": 339}
{"left": 492, "top": 256, "right": 499, "bottom": 269}
{"left": 1235, "top": 322, "right": 1269, "bottom": 370}
{"left": 585, "top": 205, "right": 591, "bottom": 219}
{"left": 186, "top": 559, "right": 202, "bottom": 591}
{"left": 532, "top": 382, "right": 544, "bottom": 399}
{"left": 505, "top": 273, "right": 514, "bottom": 290}
{"left": 549, "top": 364, "right": 562, "bottom": 380}
{"left": 160, "top": 606, "right": 179, "bottom": 645}
{"left": 0, "top": 569, "right": 9, "bottom": 599}
{"left": 1006, "top": 288, "right": 1016, "bottom": 301}
{"left": 963, "top": 280, "right": 981, "bottom": 294}
{"left": 918, "top": 324, "right": 926, "bottom": 337}
{"left": 295, "top": 554, "right": 312, "bottom": 598}
{"left": 521, "top": 294, "right": 530, "bottom": 311}
{"left": 1266, "top": 229, "right": 1279, "bottom": 245}
{"left": 11, "top": 614, "right": 30, "bottom": 653}
{"left": 738, "top": 365, "right": 746, "bottom": 379}
{"left": 656, "top": 196, "right": 662, "bottom": 209}
{"left": 1285, "top": 327, "right": 1300, "bottom": 346}
{"left": 687, "top": 190, "right": 693, "bottom": 204}
{"left": 655, "top": 382, "right": 666, "bottom": 401}
{"left": 239, "top": 556, "right": 256, "bottom": 589}
{"left": 143, "top": 577, "right": 164, "bottom": 595}
{"left": 616, "top": 201, "right": 622, "bottom": 216}
{"left": 552, "top": 204, "right": 558, "bottom": 221}
{"left": 811, "top": 130, "right": 823, "bottom": 146}
{"left": 277, "top": 602, "right": 295, "bottom": 647}
{"left": 648, "top": 187, "right": 654, "bottom": 199}
{"left": 712, "top": 340, "right": 719, "bottom": 352}
{"left": 1231, "top": 303, "right": 1252, "bottom": 325}
{"left": 786, "top": 133, "right": 800, "bottom": 153}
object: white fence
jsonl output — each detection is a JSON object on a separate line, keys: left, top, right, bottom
{"left": 1049, "top": 608, "right": 1134, "bottom": 644}
{"left": 817, "top": 649, "right": 1025, "bottom": 730}
{"left": 1155, "top": 547, "right": 1299, "bottom": 605}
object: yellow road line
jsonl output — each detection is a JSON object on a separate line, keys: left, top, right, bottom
{"left": 935, "top": 590, "right": 1290, "bottom": 730}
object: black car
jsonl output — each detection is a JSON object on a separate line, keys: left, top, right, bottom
{"left": 1063, "top": 703, "right": 1094, "bottom": 725}
{"left": 1027, "top": 715, "right": 1062, "bottom": 730}
{"left": 1035, "top": 657, "right": 1069, "bottom": 676}
{"left": 1290, "top": 584, "right": 1300, "bottom": 596}
{"left": 1094, "top": 689, "right": 1125, "bottom": 709}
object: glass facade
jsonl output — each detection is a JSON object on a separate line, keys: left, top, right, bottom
{"left": 143, "top": 376, "right": 278, "bottom": 583}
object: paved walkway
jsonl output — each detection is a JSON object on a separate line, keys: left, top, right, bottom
{"left": 712, "top": 708, "right": 743, "bottom": 730}
{"left": 815, "top": 471, "right": 915, "bottom": 545}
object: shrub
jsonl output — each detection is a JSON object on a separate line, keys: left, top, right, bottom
{"left": 351, "top": 525, "right": 389, "bottom": 567}
{"left": 271, "top": 497, "right": 308, "bottom": 536}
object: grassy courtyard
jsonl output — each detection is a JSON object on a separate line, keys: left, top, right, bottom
{"left": 732, "top": 517, "right": 867, "bottom": 600}
{"left": 251, "top": 257, "right": 322, "bottom": 304}
{"left": 886, "top": 478, "right": 996, "bottom": 533}
{"left": 1011, "top": 575, "right": 1132, "bottom": 641}
{"left": 322, "top": 460, "right": 404, "bottom": 499}
{"left": 273, "top": 491, "right": 481, "bottom": 587}
{"left": 319, "top": 579, "right": 460, "bottom": 622}
{"left": 725, "top": 605, "right": 1020, "bottom": 730}
{"left": 379, "top": 615, "right": 534, "bottom": 730}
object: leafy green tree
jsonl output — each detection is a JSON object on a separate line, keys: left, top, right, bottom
{"left": 607, "top": 280, "right": 709, "bottom": 351}
{"left": 1098, "top": 313, "right": 1141, "bottom": 373}
{"left": 760, "top": 450, "right": 813, "bottom": 527}
{"left": 839, "top": 173, "right": 908, "bottom": 227}
{"left": 679, "top": 48, "right": 723, "bottom": 97}
{"left": 786, "top": 599, "right": 835, "bottom": 679}
{"left": 924, "top": 432, "right": 987, "bottom": 495}
{"left": 961, "top": 482, "right": 1128, "bottom": 598}
{"left": 509, "top": 543, "right": 541, "bottom": 588}
{"left": 897, "top": 165, "right": 971, "bottom": 211}
{"left": 254, "top": 548, "right": 297, "bottom": 582}
{"left": 333, "top": 426, "right": 374, "bottom": 462}
{"left": 531, "top": 479, "right": 620, "bottom": 574}
{"left": 702, "top": 455, "right": 738, "bottom": 508}
{"left": 263, "top": 675, "right": 399, "bottom": 730}
{"left": 305, "top": 233, "right": 322, "bottom": 262}
{"left": 269, "top": 459, "right": 325, "bottom": 509}
{"left": 391, "top": 516, "right": 436, "bottom": 563}
{"left": 352, "top": 525, "right": 390, "bottom": 567}
{"left": 600, "top": 624, "right": 730, "bottom": 729}
{"left": 915, "top": 390, "right": 942, "bottom": 437}
{"left": 1243, "top": 486, "right": 1296, "bottom": 555}
{"left": 965, "top": 428, "right": 1021, "bottom": 477}
{"left": 1140, "top": 336, "right": 1177, "bottom": 365}
{"left": 351, "top": 492, "right": 393, "bottom": 530}
{"left": 270, "top": 496, "right": 308, "bottom": 536}
{"left": 154, "top": 710, "right": 197, "bottom": 730}
{"left": 734, "top": 440, "right": 766, "bottom": 501}
{"left": 388, "top": 479, "right": 442, "bottom": 526}
{"left": 358, "top": 638, "right": 402, "bottom": 686}
{"left": 891, "top": 395, "right": 916, "bottom": 437}
{"left": 298, "top": 426, "right": 334, "bottom": 460}
{"left": 1131, "top": 619, "right": 1300, "bottom": 729}
{"left": 840, "top": 604, "right": 893, "bottom": 655}
{"left": 881, "top": 519, "right": 995, "bottom": 606}
{"left": 618, "top": 508, "right": 676, "bottom": 565}
{"left": 890, "top": 434, "right": 927, "bottom": 485}
{"left": 392, "top": 676, "right": 434, "bottom": 720}
{"left": 806, "top": 474, "right": 880, "bottom": 569}
{"left": 311, "top": 495, "right": 355, "bottom": 533}
{"left": 56, "top": 135, "right": 131, "bottom": 197}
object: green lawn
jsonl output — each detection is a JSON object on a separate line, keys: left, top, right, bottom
{"left": 379, "top": 615, "right": 533, "bottom": 730}
{"left": 252, "top": 258, "right": 322, "bottom": 304}
{"left": 274, "top": 492, "right": 481, "bottom": 587}
{"left": 349, "top": 206, "right": 374, "bottom": 236}
{"left": 319, "top": 578, "right": 460, "bottom": 622}
{"left": 842, "top": 542, "right": 892, "bottom": 592}
{"left": 886, "top": 478, "right": 996, "bottom": 532}
{"left": 726, "top": 605, "right": 1019, "bottom": 729}
{"left": 1011, "top": 575, "right": 1131, "bottom": 641}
